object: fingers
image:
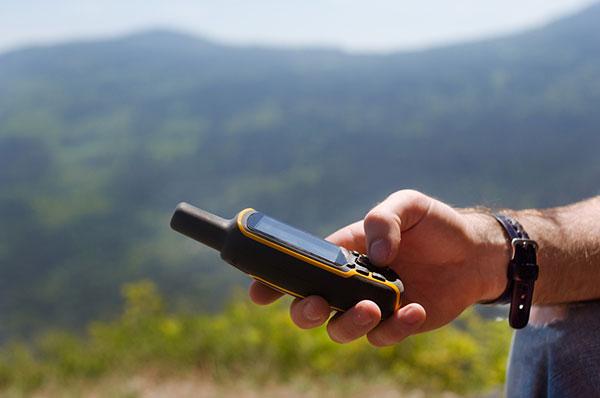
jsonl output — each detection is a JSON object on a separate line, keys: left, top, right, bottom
{"left": 289, "top": 298, "right": 385, "bottom": 343}
{"left": 248, "top": 280, "right": 284, "bottom": 305}
{"left": 289, "top": 295, "right": 331, "bottom": 329}
{"left": 249, "top": 283, "right": 331, "bottom": 329}
{"left": 367, "top": 303, "right": 427, "bottom": 347}
{"left": 252, "top": 280, "right": 427, "bottom": 346}
{"left": 326, "top": 300, "right": 381, "bottom": 343}
{"left": 364, "top": 190, "right": 432, "bottom": 265}
{"left": 323, "top": 301, "right": 426, "bottom": 345}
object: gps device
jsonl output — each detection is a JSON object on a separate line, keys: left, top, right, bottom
{"left": 170, "top": 203, "right": 404, "bottom": 318}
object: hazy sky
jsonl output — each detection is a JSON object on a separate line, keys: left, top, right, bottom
{"left": 0, "top": 0, "right": 597, "bottom": 54}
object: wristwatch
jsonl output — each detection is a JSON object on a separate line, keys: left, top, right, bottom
{"left": 480, "top": 214, "right": 539, "bottom": 329}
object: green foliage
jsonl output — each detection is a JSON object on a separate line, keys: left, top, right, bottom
{"left": 0, "top": 281, "right": 511, "bottom": 395}
{"left": 1, "top": 4, "right": 600, "bottom": 339}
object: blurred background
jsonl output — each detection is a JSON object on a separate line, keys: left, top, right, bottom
{"left": 1, "top": 1, "right": 599, "bottom": 396}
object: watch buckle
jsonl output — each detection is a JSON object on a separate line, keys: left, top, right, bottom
{"left": 511, "top": 238, "right": 538, "bottom": 259}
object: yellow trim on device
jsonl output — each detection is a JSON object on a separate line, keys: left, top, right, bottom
{"left": 250, "top": 274, "right": 345, "bottom": 313}
{"left": 238, "top": 208, "right": 401, "bottom": 312}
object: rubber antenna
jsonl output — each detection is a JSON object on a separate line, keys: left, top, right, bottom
{"left": 170, "top": 202, "right": 229, "bottom": 251}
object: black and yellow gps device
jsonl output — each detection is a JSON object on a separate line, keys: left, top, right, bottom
{"left": 170, "top": 203, "right": 404, "bottom": 318}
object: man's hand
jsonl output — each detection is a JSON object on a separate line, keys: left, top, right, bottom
{"left": 249, "top": 190, "right": 509, "bottom": 346}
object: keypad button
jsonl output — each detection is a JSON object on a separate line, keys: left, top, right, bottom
{"left": 355, "top": 265, "right": 370, "bottom": 276}
{"left": 381, "top": 267, "right": 399, "bottom": 281}
{"left": 372, "top": 272, "right": 386, "bottom": 281}
{"left": 356, "top": 254, "right": 372, "bottom": 268}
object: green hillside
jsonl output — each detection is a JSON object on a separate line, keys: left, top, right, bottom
{"left": 1, "top": 3, "right": 600, "bottom": 338}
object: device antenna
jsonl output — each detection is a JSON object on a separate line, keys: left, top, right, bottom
{"left": 170, "top": 202, "right": 229, "bottom": 251}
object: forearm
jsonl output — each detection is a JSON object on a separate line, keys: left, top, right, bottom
{"left": 512, "top": 196, "right": 600, "bottom": 304}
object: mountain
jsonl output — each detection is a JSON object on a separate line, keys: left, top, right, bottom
{"left": 1, "top": 4, "right": 600, "bottom": 338}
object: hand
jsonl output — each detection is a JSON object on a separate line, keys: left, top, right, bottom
{"left": 249, "top": 190, "right": 508, "bottom": 346}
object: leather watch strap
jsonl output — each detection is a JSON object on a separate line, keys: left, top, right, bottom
{"left": 481, "top": 214, "right": 539, "bottom": 329}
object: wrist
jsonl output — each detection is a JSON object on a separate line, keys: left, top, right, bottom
{"left": 462, "top": 212, "right": 512, "bottom": 302}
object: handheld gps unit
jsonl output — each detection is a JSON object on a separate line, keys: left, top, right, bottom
{"left": 170, "top": 203, "right": 404, "bottom": 318}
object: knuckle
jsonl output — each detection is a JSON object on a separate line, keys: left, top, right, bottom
{"left": 389, "top": 189, "right": 422, "bottom": 202}
{"left": 364, "top": 209, "right": 388, "bottom": 226}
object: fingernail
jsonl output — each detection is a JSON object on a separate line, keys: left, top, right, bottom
{"left": 401, "top": 306, "right": 422, "bottom": 325}
{"left": 369, "top": 239, "right": 390, "bottom": 265}
{"left": 303, "top": 301, "right": 322, "bottom": 321}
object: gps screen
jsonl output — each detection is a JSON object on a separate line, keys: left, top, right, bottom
{"left": 247, "top": 213, "right": 346, "bottom": 265}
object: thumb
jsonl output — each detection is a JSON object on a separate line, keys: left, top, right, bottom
{"left": 364, "top": 190, "right": 432, "bottom": 266}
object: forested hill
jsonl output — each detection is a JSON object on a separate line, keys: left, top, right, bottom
{"left": 1, "top": 3, "right": 600, "bottom": 338}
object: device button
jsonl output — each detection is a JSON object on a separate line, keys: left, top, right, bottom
{"left": 352, "top": 250, "right": 360, "bottom": 256}
{"left": 372, "top": 272, "right": 386, "bottom": 282}
{"left": 381, "top": 267, "right": 399, "bottom": 281}
{"left": 356, "top": 254, "right": 372, "bottom": 268}
{"left": 355, "top": 265, "right": 370, "bottom": 276}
